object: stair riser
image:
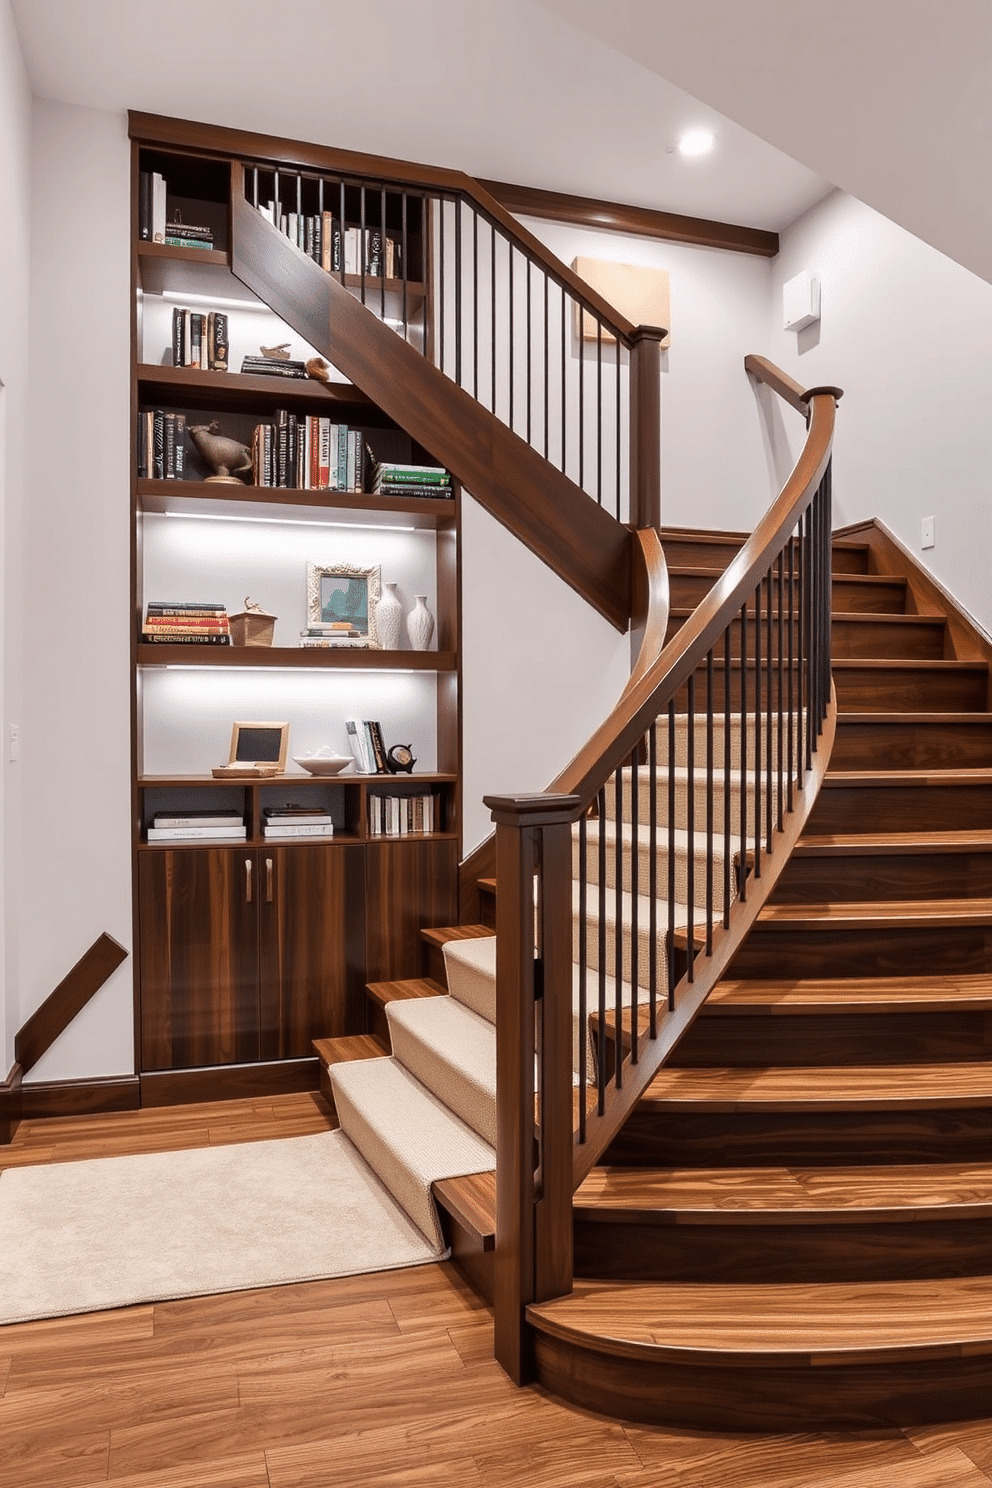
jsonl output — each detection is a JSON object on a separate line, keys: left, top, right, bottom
{"left": 833, "top": 718, "right": 992, "bottom": 770}
{"left": 576, "top": 913, "right": 669, "bottom": 993}
{"left": 834, "top": 667, "right": 989, "bottom": 714}
{"left": 666, "top": 615, "right": 946, "bottom": 661}
{"left": 573, "top": 1214, "right": 992, "bottom": 1285}
{"left": 773, "top": 850, "right": 992, "bottom": 903}
{"left": 808, "top": 783, "right": 992, "bottom": 834}
{"left": 603, "top": 1106, "right": 992, "bottom": 1169}
{"left": 575, "top": 832, "right": 732, "bottom": 914}
{"left": 532, "top": 1332, "right": 992, "bottom": 1432}
{"left": 728, "top": 924, "right": 992, "bottom": 980}
{"left": 661, "top": 538, "right": 870, "bottom": 573}
{"left": 603, "top": 776, "right": 774, "bottom": 838}
{"left": 668, "top": 573, "right": 905, "bottom": 612}
{"left": 657, "top": 715, "right": 799, "bottom": 771}
{"left": 386, "top": 1015, "right": 496, "bottom": 1148}
{"left": 672, "top": 1010, "right": 992, "bottom": 1067}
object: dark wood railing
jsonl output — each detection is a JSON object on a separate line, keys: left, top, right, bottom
{"left": 485, "top": 357, "right": 842, "bottom": 1382}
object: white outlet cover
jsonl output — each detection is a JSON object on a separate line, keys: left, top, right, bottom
{"left": 783, "top": 270, "right": 821, "bottom": 332}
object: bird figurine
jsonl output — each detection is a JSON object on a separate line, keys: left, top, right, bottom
{"left": 188, "top": 422, "right": 253, "bottom": 482}
{"left": 260, "top": 343, "right": 292, "bottom": 360}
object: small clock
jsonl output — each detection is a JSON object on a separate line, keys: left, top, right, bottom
{"left": 386, "top": 743, "right": 416, "bottom": 774}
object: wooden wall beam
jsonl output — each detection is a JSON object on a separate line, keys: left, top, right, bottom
{"left": 480, "top": 179, "right": 780, "bottom": 259}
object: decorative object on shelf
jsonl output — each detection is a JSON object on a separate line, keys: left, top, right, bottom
{"left": 228, "top": 598, "right": 277, "bottom": 648}
{"left": 227, "top": 721, "right": 290, "bottom": 773}
{"left": 188, "top": 421, "right": 252, "bottom": 483}
{"left": 305, "top": 357, "right": 333, "bottom": 385}
{"left": 374, "top": 581, "right": 403, "bottom": 651}
{"left": 386, "top": 744, "right": 416, "bottom": 774}
{"left": 261, "top": 343, "right": 292, "bottom": 360}
{"left": 307, "top": 563, "right": 381, "bottom": 646}
{"left": 294, "top": 747, "right": 352, "bottom": 776}
{"left": 211, "top": 763, "right": 280, "bottom": 779}
{"left": 406, "top": 595, "right": 435, "bottom": 651}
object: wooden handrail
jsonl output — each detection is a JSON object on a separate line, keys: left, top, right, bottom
{"left": 14, "top": 932, "right": 128, "bottom": 1075}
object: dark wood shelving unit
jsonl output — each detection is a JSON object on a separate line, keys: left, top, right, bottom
{"left": 130, "top": 115, "right": 462, "bottom": 1090}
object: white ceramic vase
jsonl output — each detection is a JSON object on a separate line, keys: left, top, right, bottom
{"left": 406, "top": 594, "right": 435, "bottom": 651}
{"left": 375, "top": 581, "right": 403, "bottom": 651}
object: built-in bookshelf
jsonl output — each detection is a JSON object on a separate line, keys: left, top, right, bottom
{"left": 130, "top": 117, "right": 461, "bottom": 1091}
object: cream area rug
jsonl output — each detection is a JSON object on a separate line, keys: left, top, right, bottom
{"left": 0, "top": 1130, "right": 443, "bottom": 1326}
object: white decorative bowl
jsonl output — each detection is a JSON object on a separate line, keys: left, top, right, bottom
{"left": 294, "top": 754, "right": 352, "bottom": 776}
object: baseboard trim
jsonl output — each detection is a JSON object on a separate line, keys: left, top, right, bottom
{"left": 20, "top": 1074, "right": 140, "bottom": 1121}
{"left": 140, "top": 1057, "right": 320, "bottom": 1108}
{"left": 1, "top": 1062, "right": 24, "bottom": 1145}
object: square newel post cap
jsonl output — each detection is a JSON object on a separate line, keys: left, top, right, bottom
{"left": 483, "top": 793, "right": 583, "bottom": 829}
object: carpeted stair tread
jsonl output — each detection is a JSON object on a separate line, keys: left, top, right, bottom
{"left": 527, "top": 1274, "right": 992, "bottom": 1364}
{"left": 574, "top": 1162, "right": 992, "bottom": 1223}
{"left": 385, "top": 995, "right": 496, "bottom": 1145}
{"left": 641, "top": 1062, "right": 992, "bottom": 1111}
{"left": 329, "top": 1056, "right": 495, "bottom": 1250}
{"left": 704, "top": 974, "right": 992, "bottom": 1014}
{"left": 756, "top": 896, "right": 992, "bottom": 929}
{"left": 442, "top": 935, "right": 497, "bottom": 1022}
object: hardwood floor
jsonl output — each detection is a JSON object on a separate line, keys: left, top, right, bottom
{"left": 1, "top": 1094, "right": 990, "bottom": 1486}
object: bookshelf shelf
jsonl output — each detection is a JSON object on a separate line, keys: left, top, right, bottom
{"left": 131, "top": 116, "right": 462, "bottom": 1085}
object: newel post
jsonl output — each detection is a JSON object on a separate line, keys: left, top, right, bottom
{"left": 484, "top": 791, "right": 582, "bottom": 1386}
{"left": 629, "top": 325, "right": 665, "bottom": 529}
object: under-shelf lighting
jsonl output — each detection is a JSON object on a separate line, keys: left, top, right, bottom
{"left": 160, "top": 510, "right": 419, "bottom": 533}
{"left": 159, "top": 289, "right": 273, "bottom": 312}
{"left": 162, "top": 664, "right": 433, "bottom": 674}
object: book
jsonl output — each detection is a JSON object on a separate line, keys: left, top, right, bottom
{"left": 151, "top": 172, "right": 167, "bottom": 243}
{"left": 152, "top": 811, "right": 244, "bottom": 828}
{"left": 364, "top": 720, "right": 388, "bottom": 773}
{"left": 164, "top": 236, "right": 214, "bottom": 250}
{"left": 141, "top": 633, "right": 232, "bottom": 645}
{"left": 262, "top": 823, "right": 335, "bottom": 838}
{"left": 139, "top": 170, "right": 151, "bottom": 240}
{"left": 146, "top": 601, "right": 227, "bottom": 612}
{"left": 147, "top": 824, "right": 247, "bottom": 841}
{"left": 263, "top": 806, "right": 333, "bottom": 821}
{"left": 208, "top": 311, "right": 228, "bottom": 371}
{"left": 345, "top": 718, "right": 373, "bottom": 773}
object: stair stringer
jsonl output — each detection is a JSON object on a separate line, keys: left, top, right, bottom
{"left": 230, "top": 189, "right": 632, "bottom": 632}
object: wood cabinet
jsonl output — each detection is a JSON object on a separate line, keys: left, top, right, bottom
{"left": 130, "top": 116, "right": 462, "bottom": 1086}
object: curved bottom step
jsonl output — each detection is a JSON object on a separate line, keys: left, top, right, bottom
{"left": 528, "top": 1276, "right": 992, "bottom": 1431}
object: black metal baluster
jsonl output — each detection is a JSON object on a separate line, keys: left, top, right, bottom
{"left": 597, "top": 322, "right": 603, "bottom": 508}
{"left": 472, "top": 210, "right": 478, "bottom": 396}
{"left": 508, "top": 242, "right": 514, "bottom": 431}
{"left": 437, "top": 195, "right": 445, "bottom": 374}
{"left": 597, "top": 787, "right": 607, "bottom": 1116}
{"left": 613, "top": 765, "right": 624, "bottom": 1090}
{"left": 491, "top": 222, "right": 497, "bottom": 414}
{"left": 380, "top": 185, "right": 387, "bottom": 322}
{"left": 686, "top": 676, "right": 695, "bottom": 983}
{"left": 251, "top": 165, "right": 259, "bottom": 208}
{"left": 739, "top": 603, "right": 749, "bottom": 903}
{"left": 578, "top": 812, "right": 587, "bottom": 1143}
{"left": 706, "top": 651, "right": 714, "bottom": 956}
{"left": 629, "top": 742, "right": 639, "bottom": 1065}
{"left": 667, "top": 701, "right": 676, "bottom": 1010}
{"left": 787, "top": 532, "right": 796, "bottom": 812}
{"left": 578, "top": 305, "right": 585, "bottom": 492}
{"left": 777, "top": 548, "right": 785, "bottom": 830}
{"left": 543, "top": 274, "right": 549, "bottom": 460}
{"left": 648, "top": 719, "right": 658, "bottom": 1039}
{"left": 526, "top": 259, "right": 532, "bottom": 447}
{"left": 561, "top": 284, "right": 566, "bottom": 477}
{"left": 273, "top": 169, "right": 280, "bottom": 233}
{"left": 616, "top": 344, "right": 622, "bottom": 521}
{"left": 360, "top": 183, "right": 367, "bottom": 306}
{"left": 339, "top": 180, "right": 346, "bottom": 288}
{"left": 723, "top": 623, "right": 732, "bottom": 926}
{"left": 766, "top": 568, "right": 774, "bottom": 853}
{"left": 753, "top": 576, "right": 763, "bottom": 880}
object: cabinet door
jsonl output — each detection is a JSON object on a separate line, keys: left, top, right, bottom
{"left": 138, "top": 847, "right": 260, "bottom": 1071}
{"left": 257, "top": 844, "right": 366, "bottom": 1060}
{"left": 365, "top": 838, "right": 458, "bottom": 984}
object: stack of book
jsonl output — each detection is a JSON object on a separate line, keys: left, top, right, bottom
{"left": 138, "top": 170, "right": 167, "bottom": 242}
{"left": 240, "top": 355, "right": 308, "bottom": 380}
{"left": 142, "top": 602, "right": 231, "bottom": 646}
{"left": 367, "top": 793, "right": 436, "bottom": 836}
{"left": 262, "top": 805, "right": 335, "bottom": 839}
{"left": 164, "top": 217, "right": 214, "bottom": 250}
{"left": 252, "top": 201, "right": 402, "bottom": 280}
{"left": 137, "top": 410, "right": 187, "bottom": 479}
{"left": 172, "top": 308, "right": 228, "bottom": 370}
{"left": 251, "top": 413, "right": 369, "bottom": 492}
{"left": 299, "top": 624, "right": 368, "bottom": 649}
{"left": 147, "top": 809, "right": 245, "bottom": 842}
{"left": 372, "top": 462, "right": 451, "bottom": 499}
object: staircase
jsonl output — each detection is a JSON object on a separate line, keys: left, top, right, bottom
{"left": 316, "top": 520, "right": 992, "bottom": 1431}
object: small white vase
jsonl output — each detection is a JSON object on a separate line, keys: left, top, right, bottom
{"left": 406, "top": 594, "right": 435, "bottom": 651}
{"left": 375, "top": 581, "right": 403, "bottom": 651}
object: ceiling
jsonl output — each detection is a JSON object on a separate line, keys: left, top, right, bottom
{"left": 8, "top": 0, "right": 831, "bottom": 232}
{"left": 536, "top": 0, "right": 992, "bottom": 284}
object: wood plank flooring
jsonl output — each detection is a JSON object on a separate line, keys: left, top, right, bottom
{"left": 1, "top": 1095, "right": 990, "bottom": 1487}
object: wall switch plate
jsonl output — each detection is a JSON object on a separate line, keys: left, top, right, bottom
{"left": 921, "top": 516, "right": 935, "bottom": 550}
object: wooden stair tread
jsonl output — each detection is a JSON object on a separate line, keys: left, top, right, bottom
{"left": 365, "top": 976, "right": 447, "bottom": 1009}
{"left": 432, "top": 1168, "right": 496, "bottom": 1247}
{"left": 706, "top": 974, "right": 992, "bottom": 1014}
{"left": 527, "top": 1274, "right": 992, "bottom": 1364}
{"left": 757, "top": 897, "right": 992, "bottom": 928}
{"left": 840, "top": 712, "right": 992, "bottom": 724}
{"left": 574, "top": 1162, "right": 992, "bottom": 1222}
{"left": 822, "top": 767, "right": 992, "bottom": 788}
{"left": 420, "top": 923, "right": 494, "bottom": 949}
{"left": 312, "top": 1033, "right": 388, "bottom": 1065}
{"left": 792, "top": 830, "right": 992, "bottom": 855}
{"left": 642, "top": 1062, "right": 992, "bottom": 1110}
{"left": 668, "top": 607, "right": 942, "bottom": 626}
{"left": 831, "top": 658, "right": 987, "bottom": 672}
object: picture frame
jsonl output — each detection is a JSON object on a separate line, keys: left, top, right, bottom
{"left": 306, "top": 562, "right": 381, "bottom": 646}
{"left": 228, "top": 721, "right": 290, "bottom": 771}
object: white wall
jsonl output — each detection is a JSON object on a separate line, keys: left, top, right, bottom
{"left": 767, "top": 189, "right": 992, "bottom": 636}
{"left": 20, "top": 101, "right": 133, "bottom": 1082}
{"left": 0, "top": 0, "right": 32, "bottom": 1075}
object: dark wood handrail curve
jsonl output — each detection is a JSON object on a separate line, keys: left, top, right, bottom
{"left": 15, "top": 933, "right": 129, "bottom": 1076}
{"left": 487, "top": 355, "right": 842, "bottom": 1383}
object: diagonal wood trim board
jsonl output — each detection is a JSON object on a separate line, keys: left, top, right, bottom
{"left": 14, "top": 932, "right": 129, "bottom": 1078}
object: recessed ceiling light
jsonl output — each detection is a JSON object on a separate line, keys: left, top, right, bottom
{"left": 677, "top": 129, "right": 716, "bottom": 158}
